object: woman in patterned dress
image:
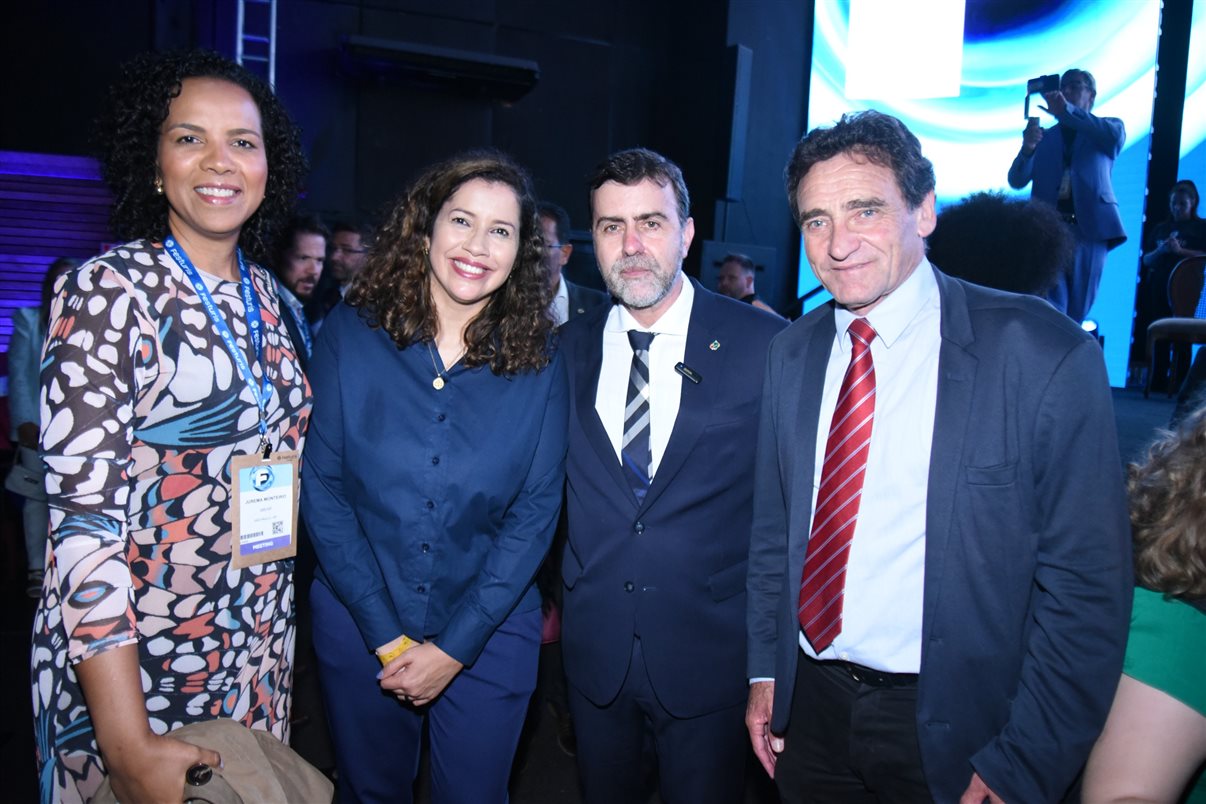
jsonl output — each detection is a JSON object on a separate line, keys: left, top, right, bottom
{"left": 30, "top": 50, "right": 310, "bottom": 803}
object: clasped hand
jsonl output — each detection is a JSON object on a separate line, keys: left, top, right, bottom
{"left": 106, "top": 732, "right": 222, "bottom": 804}
{"left": 378, "top": 641, "right": 464, "bottom": 707}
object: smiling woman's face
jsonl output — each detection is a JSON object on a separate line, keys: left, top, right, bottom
{"left": 157, "top": 77, "right": 267, "bottom": 250}
{"left": 423, "top": 178, "right": 521, "bottom": 321}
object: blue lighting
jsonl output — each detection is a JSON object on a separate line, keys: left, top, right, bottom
{"left": 799, "top": 0, "right": 1167, "bottom": 386}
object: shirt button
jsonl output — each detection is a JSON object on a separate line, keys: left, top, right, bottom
{"left": 421, "top": 543, "right": 430, "bottom": 553}
{"left": 633, "top": 521, "right": 645, "bottom": 534}
{"left": 436, "top": 413, "right": 446, "bottom": 422}
{"left": 624, "top": 581, "right": 634, "bottom": 592}
{"left": 425, "top": 500, "right": 435, "bottom": 510}
{"left": 431, "top": 456, "right": 440, "bottom": 465}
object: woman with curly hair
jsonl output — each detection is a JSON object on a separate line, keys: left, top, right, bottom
{"left": 1083, "top": 407, "right": 1206, "bottom": 802}
{"left": 302, "top": 150, "right": 567, "bottom": 802}
{"left": 31, "top": 50, "right": 310, "bottom": 803}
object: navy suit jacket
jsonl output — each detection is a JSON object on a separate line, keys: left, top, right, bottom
{"left": 560, "top": 280, "right": 785, "bottom": 718}
{"left": 1008, "top": 105, "right": 1126, "bottom": 246}
{"left": 565, "top": 279, "right": 609, "bottom": 321}
{"left": 746, "top": 270, "right": 1132, "bottom": 803}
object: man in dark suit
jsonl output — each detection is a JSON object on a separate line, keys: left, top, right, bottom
{"left": 560, "top": 148, "right": 785, "bottom": 804}
{"left": 1007, "top": 68, "right": 1126, "bottom": 323}
{"left": 273, "top": 214, "right": 329, "bottom": 369}
{"left": 745, "top": 110, "right": 1132, "bottom": 803}
{"left": 538, "top": 201, "right": 609, "bottom": 326}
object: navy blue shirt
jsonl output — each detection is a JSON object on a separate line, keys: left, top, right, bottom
{"left": 301, "top": 302, "right": 568, "bottom": 665}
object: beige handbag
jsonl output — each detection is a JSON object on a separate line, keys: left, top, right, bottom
{"left": 92, "top": 719, "right": 333, "bottom": 804}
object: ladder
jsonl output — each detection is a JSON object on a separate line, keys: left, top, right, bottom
{"left": 236, "top": 0, "right": 277, "bottom": 87}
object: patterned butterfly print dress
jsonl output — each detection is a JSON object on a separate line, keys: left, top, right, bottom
{"left": 30, "top": 240, "right": 312, "bottom": 804}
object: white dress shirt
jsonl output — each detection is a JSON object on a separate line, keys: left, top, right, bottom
{"left": 595, "top": 277, "right": 694, "bottom": 478}
{"left": 799, "top": 260, "right": 941, "bottom": 673}
{"left": 550, "top": 276, "right": 570, "bottom": 327}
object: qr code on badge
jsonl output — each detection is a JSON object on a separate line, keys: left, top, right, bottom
{"left": 272, "top": 521, "right": 284, "bottom": 535}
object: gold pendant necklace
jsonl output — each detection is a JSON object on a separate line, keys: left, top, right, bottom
{"left": 427, "top": 341, "right": 464, "bottom": 390}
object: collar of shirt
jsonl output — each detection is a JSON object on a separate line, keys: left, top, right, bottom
{"left": 833, "top": 257, "right": 939, "bottom": 352}
{"left": 277, "top": 282, "right": 304, "bottom": 314}
{"left": 605, "top": 272, "right": 694, "bottom": 337}
{"left": 550, "top": 275, "right": 570, "bottom": 327}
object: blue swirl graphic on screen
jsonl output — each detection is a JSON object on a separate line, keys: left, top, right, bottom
{"left": 806, "top": 0, "right": 1156, "bottom": 201}
{"left": 798, "top": 0, "right": 1167, "bottom": 386}
{"left": 1182, "top": 0, "right": 1206, "bottom": 168}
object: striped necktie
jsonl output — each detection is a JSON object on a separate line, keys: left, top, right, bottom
{"left": 798, "top": 317, "right": 877, "bottom": 652}
{"left": 621, "top": 330, "right": 656, "bottom": 504}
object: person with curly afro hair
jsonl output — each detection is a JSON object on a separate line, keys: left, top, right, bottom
{"left": 301, "top": 150, "right": 568, "bottom": 802}
{"left": 925, "top": 191, "right": 1074, "bottom": 296}
{"left": 31, "top": 49, "right": 311, "bottom": 803}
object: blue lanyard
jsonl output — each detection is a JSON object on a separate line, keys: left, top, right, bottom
{"left": 285, "top": 297, "right": 313, "bottom": 358}
{"left": 164, "top": 237, "right": 273, "bottom": 449}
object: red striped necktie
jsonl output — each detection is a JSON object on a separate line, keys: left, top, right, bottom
{"left": 798, "top": 317, "right": 877, "bottom": 652}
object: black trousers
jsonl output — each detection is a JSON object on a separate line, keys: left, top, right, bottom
{"left": 775, "top": 652, "right": 932, "bottom": 804}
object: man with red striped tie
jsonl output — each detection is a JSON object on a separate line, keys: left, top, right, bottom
{"left": 744, "top": 110, "right": 1132, "bottom": 804}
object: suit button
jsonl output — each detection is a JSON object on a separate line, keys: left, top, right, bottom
{"left": 633, "top": 521, "right": 645, "bottom": 534}
{"left": 431, "top": 456, "right": 440, "bottom": 465}
{"left": 417, "top": 585, "right": 426, "bottom": 593}
{"left": 425, "top": 500, "right": 435, "bottom": 509}
{"left": 421, "top": 543, "right": 430, "bottom": 553}
{"left": 624, "top": 581, "right": 634, "bottom": 592}
{"left": 436, "top": 413, "right": 446, "bottom": 422}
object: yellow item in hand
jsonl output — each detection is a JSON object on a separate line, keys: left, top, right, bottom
{"left": 377, "top": 634, "right": 418, "bottom": 666}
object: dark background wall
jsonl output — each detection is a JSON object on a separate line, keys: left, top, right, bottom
{"left": 1, "top": 0, "right": 810, "bottom": 310}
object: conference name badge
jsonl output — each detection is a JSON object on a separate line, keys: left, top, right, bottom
{"left": 230, "top": 451, "right": 300, "bottom": 569}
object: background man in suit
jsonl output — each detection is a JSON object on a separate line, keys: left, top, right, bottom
{"left": 559, "top": 148, "right": 784, "bottom": 804}
{"left": 716, "top": 252, "right": 781, "bottom": 317}
{"left": 538, "top": 200, "right": 608, "bottom": 325}
{"left": 745, "top": 111, "right": 1132, "bottom": 803}
{"left": 274, "top": 214, "right": 329, "bottom": 367}
{"left": 530, "top": 204, "right": 606, "bottom": 757}
{"left": 1007, "top": 68, "right": 1126, "bottom": 323}
{"left": 307, "top": 219, "right": 373, "bottom": 328}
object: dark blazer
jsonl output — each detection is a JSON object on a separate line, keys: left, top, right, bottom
{"left": 1008, "top": 104, "right": 1126, "bottom": 246}
{"left": 565, "top": 278, "right": 609, "bottom": 321}
{"left": 746, "top": 270, "right": 1133, "bottom": 803}
{"left": 560, "top": 280, "right": 785, "bottom": 718}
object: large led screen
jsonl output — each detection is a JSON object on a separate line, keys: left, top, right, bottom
{"left": 1182, "top": 0, "right": 1206, "bottom": 188}
{"left": 798, "top": 0, "right": 1164, "bottom": 386}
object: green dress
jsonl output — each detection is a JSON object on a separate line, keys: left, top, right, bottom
{"left": 1122, "top": 585, "right": 1206, "bottom": 802}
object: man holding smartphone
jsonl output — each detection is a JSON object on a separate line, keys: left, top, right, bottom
{"left": 1008, "top": 68, "right": 1127, "bottom": 323}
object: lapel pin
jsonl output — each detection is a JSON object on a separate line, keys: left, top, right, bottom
{"left": 709, "top": 340, "right": 720, "bottom": 351}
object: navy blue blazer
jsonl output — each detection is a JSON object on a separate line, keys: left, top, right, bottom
{"left": 1008, "top": 104, "right": 1127, "bottom": 246}
{"left": 560, "top": 280, "right": 786, "bottom": 718}
{"left": 747, "top": 270, "right": 1132, "bottom": 803}
{"left": 565, "top": 279, "right": 609, "bottom": 321}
